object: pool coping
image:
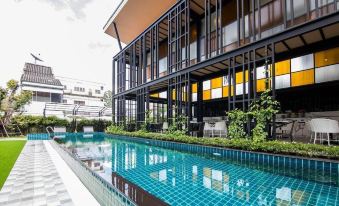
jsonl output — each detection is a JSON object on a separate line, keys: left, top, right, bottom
{"left": 49, "top": 140, "right": 137, "bottom": 206}
{"left": 107, "top": 134, "right": 339, "bottom": 164}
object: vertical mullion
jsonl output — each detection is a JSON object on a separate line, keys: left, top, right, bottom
{"left": 232, "top": 58, "right": 236, "bottom": 109}
{"left": 151, "top": 28, "right": 154, "bottom": 81}
{"left": 219, "top": 0, "right": 223, "bottom": 53}
{"left": 242, "top": 54, "right": 245, "bottom": 111}
{"left": 257, "top": 0, "right": 261, "bottom": 39}
{"left": 216, "top": 0, "right": 219, "bottom": 55}
{"left": 237, "top": 0, "right": 240, "bottom": 47}
{"left": 205, "top": 0, "right": 208, "bottom": 60}
{"left": 252, "top": 0, "right": 256, "bottom": 41}
{"left": 242, "top": 0, "right": 245, "bottom": 45}
{"left": 253, "top": 49, "right": 257, "bottom": 100}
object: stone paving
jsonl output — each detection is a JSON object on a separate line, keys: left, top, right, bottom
{"left": 0, "top": 141, "right": 74, "bottom": 206}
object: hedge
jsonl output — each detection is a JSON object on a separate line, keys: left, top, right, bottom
{"left": 10, "top": 115, "right": 112, "bottom": 134}
{"left": 106, "top": 126, "right": 339, "bottom": 160}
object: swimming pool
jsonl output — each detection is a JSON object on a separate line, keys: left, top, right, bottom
{"left": 55, "top": 133, "right": 339, "bottom": 206}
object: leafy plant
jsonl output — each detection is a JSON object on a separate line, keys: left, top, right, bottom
{"left": 0, "top": 80, "right": 32, "bottom": 126}
{"left": 227, "top": 108, "right": 247, "bottom": 139}
{"left": 103, "top": 90, "right": 112, "bottom": 107}
{"left": 248, "top": 90, "right": 280, "bottom": 143}
{"left": 168, "top": 114, "right": 188, "bottom": 135}
{"left": 106, "top": 129, "right": 339, "bottom": 160}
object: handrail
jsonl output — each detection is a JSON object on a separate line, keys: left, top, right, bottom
{"left": 46, "top": 126, "right": 54, "bottom": 138}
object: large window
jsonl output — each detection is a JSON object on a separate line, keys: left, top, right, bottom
{"left": 74, "top": 87, "right": 85, "bottom": 92}
{"left": 74, "top": 100, "right": 85, "bottom": 106}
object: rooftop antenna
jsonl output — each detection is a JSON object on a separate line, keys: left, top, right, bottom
{"left": 30, "top": 53, "right": 43, "bottom": 64}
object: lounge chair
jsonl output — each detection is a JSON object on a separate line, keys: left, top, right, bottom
{"left": 214, "top": 121, "right": 227, "bottom": 137}
{"left": 83, "top": 126, "right": 94, "bottom": 138}
{"left": 162, "top": 122, "right": 169, "bottom": 133}
{"left": 309, "top": 118, "right": 339, "bottom": 145}
{"left": 203, "top": 122, "right": 213, "bottom": 137}
{"left": 47, "top": 126, "right": 66, "bottom": 139}
{"left": 83, "top": 126, "right": 94, "bottom": 133}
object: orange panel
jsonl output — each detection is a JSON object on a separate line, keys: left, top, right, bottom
{"left": 315, "top": 47, "right": 339, "bottom": 68}
{"left": 235, "top": 70, "right": 249, "bottom": 84}
{"left": 172, "top": 90, "right": 176, "bottom": 100}
{"left": 275, "top": 60, "right": 290, "bottom": 75}
{"left": 211, "top": 77, "right": 222, "bottom": 89}
{"left": 192, "top": 83, "right": 197, "bottom": 93}
{"left": 222, "top": 86, "right": 233, "bottom": 97}
{"left": 203, "top": 90, "right": 211, "bottom": 100}
{"left": 150, "top": 93, "right": 159, "bottom": 98}
{"left": 291, "top": 69, "right": 315, "bottom": 87}
{"left": 256, "top": 79, "right": 270, "bottom": 92}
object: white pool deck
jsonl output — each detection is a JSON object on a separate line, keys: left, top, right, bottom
{"left": 0, "top": 140, "right": 99, "bottom": 206}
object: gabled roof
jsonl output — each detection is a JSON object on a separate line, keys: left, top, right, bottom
{"left": 21, "top": 63, "right": 62, "bottom": 86}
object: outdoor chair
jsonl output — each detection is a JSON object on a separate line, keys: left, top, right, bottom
{"left": 214, "top": 121, "right": 227, "bottom": 138}
{"left": 47, "top": 126, "right": 66, "bottom": 139}
{"left": 203, "top": 122, "right": 213, "bottom": 137}
{"left": 309, "top": 118, "right": 339, "bottom": 145}
{"left": 162, "top": 122, "right": 169, "bottom": 133}
{"left": 83, "top": 126, "right": 94, "bottom": 133}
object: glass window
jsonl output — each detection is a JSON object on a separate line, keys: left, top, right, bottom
{"left": 74, "top": 100, "right": 85, "bottom": 106}
{"left": 223, "top": 21, "right": 238, "bottom": 46}
{"left": 203, "top": 80, "right": 211, "bottom": 90}
{"left": 190, "top": 42, "right": 197, "bottom": 61}
{"left": 159, "top": 57, "right": 167, "bottom": 74}
{"left": 291, "top": 54, "right": 314, "bottom": 72}
{"left": 211, "top": 88, "right": 222, "bottom": 99}
{"left": 51, "top": 93, "right": 61, "bottom": 103}
{"left": 36, "top": 92, "right": 50, "bottom": 102}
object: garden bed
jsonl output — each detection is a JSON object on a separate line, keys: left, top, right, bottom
{"left": 106, "top": 129, "right": 339, "bottom": 161}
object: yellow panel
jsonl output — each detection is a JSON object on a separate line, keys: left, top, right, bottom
{"left": 235, "top": 70, "right": 249, "bottom": 84}
{"left": 203, "top": 90, "right": 211, "bottom": 100}
{"left": 150, "top": 93, "right": 159, "bottom": 98}
{"left": 257, "top": 79, "right": 269, "bottom": 92}
{"left": 275, "top": 59, "right": 290, "bottom": 75}
{"left": 222, "top": 86, "right": 233, "bottom": 97}
{"left": 192, "top": 83, "right": 197, "bottom": 93}
{"left": 315, "top": 47, "right": 339, "bottom": 68}
{"left": 203, "top": 167, "right": 211, "bottom": 178}
{"left": 172, "top": 89, "right": 176, "bottom": 100}
{"left": 211, "top": 77, "right": 222, "bottom": 89}
{"left": 291, "top": 69, "right": 315, "bottom": 87}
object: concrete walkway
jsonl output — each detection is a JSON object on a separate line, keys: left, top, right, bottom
{"left": 0, "top": 140, "right": 99, "bottom": 206}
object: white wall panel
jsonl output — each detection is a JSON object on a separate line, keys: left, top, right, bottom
{"left": 291, "top": 54, "right": 314, "bottom": 72}
{"left": 315, "top": 64, "right": 339, "bottom": 83}
{"left": 275, "top": 74, "right": 291, "bottom": 89}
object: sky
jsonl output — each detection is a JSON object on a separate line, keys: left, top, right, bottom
{"left": 0, "top": 0, "right": 122, "bottom": 90}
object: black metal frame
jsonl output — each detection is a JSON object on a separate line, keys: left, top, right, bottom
{"left": 111, "top": 0, "right": 339, "bottom": 135}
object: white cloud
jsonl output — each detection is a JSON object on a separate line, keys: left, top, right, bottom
{"left": 0, "top": 0, "right": 121, "bottom": 89}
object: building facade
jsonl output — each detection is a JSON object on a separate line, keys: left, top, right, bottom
{"left": 20, "top": 63, "right": 106, "bottom": 116}
{"left": 58, "top": 77, "right": 105, "bottom": 107}
{"left": 105, "top": 0, "right": 339, "bottom": 131}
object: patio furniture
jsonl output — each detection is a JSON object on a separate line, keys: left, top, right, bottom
{"left": 275, "top": 119, "right": 296, "bottom": 142}
{"left": 203, "top": 122, "right": 214, "bottom": 137}
{"left": 46, "top": 126, "right": 66, "bottom": 139}
{"left": 83, "top": 126, "right": 94, "bottom": 133}
{"left": 214, "top": 121, "right": 227, "bottom": 137}
{"left": 162, "top": 122, "right": 169, "bottom": 133}
{"left": 309, "top": 118, "right": 339, "bottom": 145}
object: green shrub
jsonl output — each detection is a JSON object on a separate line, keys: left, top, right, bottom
{"left": 227, "top": 108, "right": 247, "bottom": 139}
{"left": 106, "top": 129, "right": 339, "bottom": 160}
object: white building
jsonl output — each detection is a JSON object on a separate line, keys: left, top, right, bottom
{"left": 58, "top": 76, "right": 105, "bottom": 107}
{"left": 20, "top": 63, "right": 107, "bottom": 117}
{"left": 21, "top": 63, "right": 64, "bottom": 116}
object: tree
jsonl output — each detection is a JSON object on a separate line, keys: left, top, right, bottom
{"left": 0, "top": 80, "right": 32, "bottom": 126}
{"left": 103, "top": 90, "right": 112, "bottom": 107}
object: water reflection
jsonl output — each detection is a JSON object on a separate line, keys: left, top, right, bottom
{"left": 60, "top": 135, "right": 339, "bottom": 206}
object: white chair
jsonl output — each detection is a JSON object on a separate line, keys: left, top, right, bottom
{"left": 309, "top": 118, "right": 339, "bottom": 145}
{"left": 54, "top": 126, "right": 66, "bottom": 133}
{"left": 83, "top": 126, "right": 94, "bottom": 133}
{"left": 162, "top": 122, "right": 169, "bottom": 133}
{"left": 214, "top": 121, "right": 227, "bottom": 137}
{"left": 203, "top": 122, "right": 213, "bottom": 137}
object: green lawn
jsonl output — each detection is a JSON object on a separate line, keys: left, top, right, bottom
{"left": 0, "top": 140, "right": 26, "bottom": 189}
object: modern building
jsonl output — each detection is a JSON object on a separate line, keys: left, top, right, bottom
{"left": 20, "top": 63, "right": 106, "bottom": 116}
{"left": 58, "top": 76, "right": 105, "bottom": 107}
{"left": 104, "top": 0, "right": 339, "bottom": 133}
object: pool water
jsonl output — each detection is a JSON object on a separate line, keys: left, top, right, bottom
{"left": 57, "top": 133, "right": 339, "bottom": 206}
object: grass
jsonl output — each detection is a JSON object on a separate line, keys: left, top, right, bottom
{"left": 0, "top": 140, "right": 26, "bottom": 189}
